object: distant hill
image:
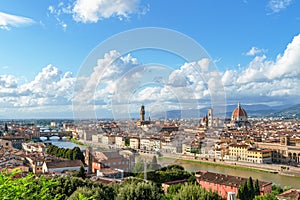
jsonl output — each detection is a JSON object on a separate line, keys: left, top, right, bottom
{"left": 121, "top": 103, "right": 300, "bottom": 120}
{"left": 149, "top": 104, "right": 299, "bottom": 119}
{"left": 269, "top": 104, "right": 300, "bottom": 118}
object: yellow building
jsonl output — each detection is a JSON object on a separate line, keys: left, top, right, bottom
{"left": 247, "top": 148, "right": 272, "bottom": 164}
{"left": 228, "top": 144, "right": 249, "bottom": 161}
{"left": 129, "top": 137, "right": 140, "bottom": 149}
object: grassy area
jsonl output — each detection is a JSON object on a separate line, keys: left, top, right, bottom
{"left": 68, "top": 137, "right": 107, "bottom": 150}
{"left": 160, "top": 156, "right": 278, "bottom": 174}
{"left": 69, "top": 138, "right": 84, "bottom": 145}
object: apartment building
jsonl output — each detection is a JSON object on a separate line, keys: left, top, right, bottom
{"left": 195, "top": 171, "right": 272, "bottom": 199}
{"left": 129, "top": 137, "right": 140, "bottom": 149}
{"left": 227, "top": 144, "right": 249, "bottom": 161}
{"left": 247, "top": 148, "right": 272, "bottom": 164}
{"left": 92, "top": 150, "right": 131, "bottom": 173}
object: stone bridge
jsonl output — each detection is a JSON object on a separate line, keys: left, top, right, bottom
{"left": 38, "top": 131, "right": 72, "bottom": 140}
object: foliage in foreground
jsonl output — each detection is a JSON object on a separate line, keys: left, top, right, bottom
{"left": 0, "top": 169, "right": 61, "bottom": 200}
{"left": 165, "top": 182, "right": 222, "bottom": 200}
{"left": 0, "top": 167, "right": 224, "bottom": 200}
{"left": 237, "top": 177, "right": 260, "bottom": 200}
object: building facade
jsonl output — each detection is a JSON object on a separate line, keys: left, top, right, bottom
{"left": 195, "top": 171, "right": 272, "bottom": 199}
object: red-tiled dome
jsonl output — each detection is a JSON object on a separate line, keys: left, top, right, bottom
{"left": 232, "top": 102, "right": 248, "bottom": 119}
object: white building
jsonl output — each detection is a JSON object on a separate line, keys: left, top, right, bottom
{"left": 42, "top": 160, "right": 85, "bottom": 174}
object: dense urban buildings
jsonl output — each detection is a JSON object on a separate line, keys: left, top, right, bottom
{"left": 0, "top": 103, "right": 300, "bottom": 199}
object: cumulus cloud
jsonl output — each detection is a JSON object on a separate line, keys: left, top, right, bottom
{"left": 0, "top": 75, "right": 18, "bottom": 88}
{"left": 48, "top": 0, "right": 148, "bottom": 27}
{"left": 2, "top": 33, "right": 300, "bottom": 118}
{"left": 0, "top": 65, "right": 74, "bottom": 110}
{"left": 73, "top": 0, "right": 147, "bottom": 23}
{"left": 246, "top": 47, "right": 267, "bottom": 56}
{"left": 0, "top": 11, "right": 34, "bottom": 30}
{"left": 267, "top": 0, "right": 292, "bottom": 14}
{"left": 73, "top": 50, "right": 222, "bottom": 120}
{"left": 222, "top": 33, "right": 300, "bottom": 105}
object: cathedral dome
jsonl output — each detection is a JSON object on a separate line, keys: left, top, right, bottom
{"left": 231, "top": 102, "right": 248, "bottom": 122}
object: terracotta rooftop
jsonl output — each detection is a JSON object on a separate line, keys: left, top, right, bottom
{"left": 232, "top": 102, "right": 248, "bottom": 118}
{"left": 162, "top": 179, "right": 187, "bottom": 185}
{"left": 45, "top": 160, "right": 84, "bottom": 169}
{"left": 277, "top": 189, "right": 300, "bottom": 200}
{"left": 195, "top": 170, "right": 271, "bottom": 188}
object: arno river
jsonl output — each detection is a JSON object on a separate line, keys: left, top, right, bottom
{"left": 43, "top": 137, "right": 300, "bottom": 189}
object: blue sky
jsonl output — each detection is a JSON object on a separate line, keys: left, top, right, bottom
{"left": 0, "top": 0, "right": 300, "bottom": 119}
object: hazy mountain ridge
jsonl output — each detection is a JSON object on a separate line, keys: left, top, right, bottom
{"left": 268, "top": 104, "right": 300, "bottom": 118}
{"left": 151, "top": 104, "right": 299, "bottom": 119}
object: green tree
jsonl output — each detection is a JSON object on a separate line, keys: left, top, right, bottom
{"left": 125, "top": 137, "right": 130, "bottom": 146}
{"left": 133, "top": 158, "right": 145, "bottom": 174}
{"left": 167, "top": 183, "right": 182, "bottom": 195}
{"left": 117, "top": 179, "right": 163, "bottom": 200}
{"left": 254, "top": 179, "right": 260, "bottom": 196}
{"left": 149, "top": 156, "right": 161, "bottom": 171}
{"left": 72, "top": 147, "right": 85, "bottom": 162}
{"left": 253, "top": 193, "right": 277, "bottom": 200}
{"left": 271, "top": 185, "right": 283, "bottom": 195}
{"left": 247, "top": 176, "right": 254, "bottom": 199}
{"left": 0, "top": 169, "right": 61, "bottom": 200}
{"left": 238, "top": 184, "right": 245, "bottom": 200}
{"left": 68, "top": 186, "right": 116, "bottom": 200}
{"left": 66, "top": 149, "right": 73, "bottom": 160}
{"left": 76, "top": 166, "right": 86, "bottom": 179}
{"left": 173, "top": 183, "right": 222, "bottom": 200}
{"left": 237, "top": 177, "right": 258, "bottom": 200}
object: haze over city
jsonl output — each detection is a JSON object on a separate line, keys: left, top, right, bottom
{"left": 1, "top": 0, "right": 300, "bottom": 119}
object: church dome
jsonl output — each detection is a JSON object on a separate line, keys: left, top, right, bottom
{"left": 231, "top": 102, "right": 248, "bottom": 122}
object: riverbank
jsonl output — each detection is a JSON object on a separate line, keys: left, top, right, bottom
{"left": 72, "top": 139, "right": 300, "bottom": 179}
{"left": 68, "top": 138, "right": 108, "bottom": 150}
{"left": 170, "top": 157, "right": 278, "bottom": 174}
{"left": 158, "top": 154, "right": 300, "bottom": 179}
{"left": 68, "top": 138, "right": 84, "bottom": 146}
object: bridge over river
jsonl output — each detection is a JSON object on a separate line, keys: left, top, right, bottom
{"left": 37, "top": 129, "right": 72, "bottom": 140}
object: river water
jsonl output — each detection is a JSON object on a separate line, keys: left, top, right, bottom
{"left": 42, "top": 138, "right": 299, "bottom": 189}
{"left": 40, "top": 136, "right": 81, "bottom": 149}
{"left": 160, "top": 158, "right": 300, "bottom": 189}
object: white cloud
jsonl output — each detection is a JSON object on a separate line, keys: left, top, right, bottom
{"left": 0, "top": 11, "right": 34, "bottom": 30}
{"left": 48, "top": 0, "right": 148, "bottom": 26}
{"left": 48, "top": 4, "right": 70, "bottom": 30}
{"left": 267, "top": 34, "right": 300, "bottom": 79}
{"left": 2, "top": 33, "right": 300, "bottom": 118}
{"left": 0, "top": 65, "right": 74, "bottom": 110}
{"left": 222, "top": 33, "right": 300, "bottom": 105}
{"left": 73, "top": 0, "right": 146, "bottom": 23}
{"left": 0, "top": 75, "right": 18, "bottom": 88}
{"left": 267, "top": 0, "right": 292, "bottom": 14}
{"left": 246, "top": 47, "right": 267, "bottom": 56}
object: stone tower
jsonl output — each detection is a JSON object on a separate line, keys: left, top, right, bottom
{"left": 208, "top": 108, "right": 213, "bottom": 128}
{"left": 85, "top": 147, "right": 93, "bottom": 174}
{"left": 140, "top": 105, "right": 145, "bottom": 121}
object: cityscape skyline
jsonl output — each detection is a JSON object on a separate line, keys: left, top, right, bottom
{"left": 1, "top": 0, "right": 300, "bottom": 118}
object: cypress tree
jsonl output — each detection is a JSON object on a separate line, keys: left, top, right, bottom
{"left": 254, "top": 179, "right": 260, "bottom": 196}
{"left": 247, "top": 176, "right": 254, "bottom": 199}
